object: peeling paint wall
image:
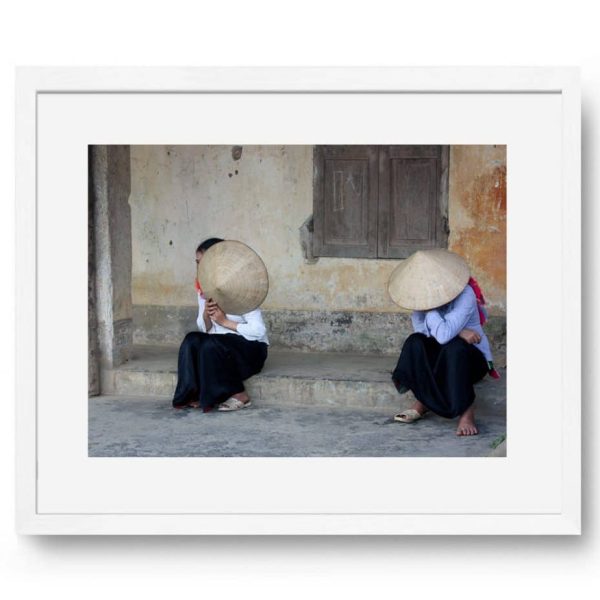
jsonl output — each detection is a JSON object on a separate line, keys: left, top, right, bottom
{"left": 130, "top": 145, "right": 506, "bottom": 315}
{"left": 448, "top": 145, "right": 507, "bottom": 314}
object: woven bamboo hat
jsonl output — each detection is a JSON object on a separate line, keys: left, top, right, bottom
{"left": 197, "top": 240, "right": 269, "bottom": 315}
{"left": 388, "top": 249, "right": 470, "bottom": 310}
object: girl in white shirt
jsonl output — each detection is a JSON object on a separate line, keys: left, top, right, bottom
{"left": 172, "top": 238, "right": 269, "bottom": 412}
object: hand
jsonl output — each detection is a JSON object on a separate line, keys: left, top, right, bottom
{"left": 458, "top": 328, "right": 481, "bottom": 344}
{"left": 206, "top": 299, "right": 227, "bottom": 325}
{"left": 202, "top": 296, "right": 212, "bottom": 319}
{"left": 203, "top": 303, "right": 211, "bottom": 320}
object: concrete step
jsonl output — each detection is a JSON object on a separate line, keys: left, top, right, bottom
{"left": 104, "top": 345, "right": 506, "bottom": 413}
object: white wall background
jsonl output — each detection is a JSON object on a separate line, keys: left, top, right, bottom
{"left": 1, "top": 1, "right": 598, "bottom": 599}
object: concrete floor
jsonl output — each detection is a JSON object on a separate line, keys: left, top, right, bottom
{"left": 88, "top": 395, "right": 507, "bottom": 458}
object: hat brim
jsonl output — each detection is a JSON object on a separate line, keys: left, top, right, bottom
{"left": 197, "top": 240, "right": 269, "bottom": 315}
{"left": 388, "top": 249, "right": 470, "bottom": 310}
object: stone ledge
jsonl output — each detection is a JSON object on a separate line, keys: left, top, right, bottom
{"left": 102, "top": 345, "right": 507, "bottom": 413}
{"left": 133, "top": 305, "right": 506, "bottom": 361}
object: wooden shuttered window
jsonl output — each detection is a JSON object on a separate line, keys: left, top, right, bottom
{"left": 378, "top": 145, "right": 449, "bottom": 258}
{"left": 313, "top": 146, "right": 378, "bottom": 258}
{"left": 313, "top": 145, "right": 449, "bottom": 259}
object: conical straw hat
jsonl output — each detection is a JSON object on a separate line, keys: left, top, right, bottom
{"left": 388, "top": 249, "right": 470, "bottom": 310}
{"left": 197, "top": 240, "right": 269, "bottom": 315}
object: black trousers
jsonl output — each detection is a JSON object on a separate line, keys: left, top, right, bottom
{"left": 392, "top": 333, "right": 488, "bottom": 419}
{"left": 172, "top": 332, "right": 268, "bottom": 410}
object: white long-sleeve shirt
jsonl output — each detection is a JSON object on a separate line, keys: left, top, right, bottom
{"left": 411, "top": 284, "right": 493, "bottom": 362}
{"left": 196, "top": 294, "right": 269, "bottom": 344}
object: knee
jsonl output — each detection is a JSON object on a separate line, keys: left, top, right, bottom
{"left": 181, "top": 332, "right": 206, "bottom": 349}
{"left": 446, "top": 337, "right": 469, "bottom": 350}
{"left": 402, "top": 332, "right": 427, "bottom": 351}
{"left": 197, "top": 335, "right": 217, "bottom": 355}
{"left": 440, "top": 337, "right": 469, "bottom": 359}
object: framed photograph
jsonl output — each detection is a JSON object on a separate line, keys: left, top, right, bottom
{"left": 16, "top": 67, "right": 580, "bottom": 534}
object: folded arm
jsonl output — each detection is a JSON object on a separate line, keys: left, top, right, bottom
{"left": 411, "top": 310, "right": 429, "bottom": 335}
{"left": 424, "top": 288, "right": 474, "bottom": 344}
{"left": 236, "top": 309, "right": 267, "bottom": 341}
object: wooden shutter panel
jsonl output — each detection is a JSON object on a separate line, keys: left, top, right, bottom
{"left": 378, "top": 145, "right": 449, "bottom": 258}
{"left": 313, "top": 146, "right": 378, "bottom": 258}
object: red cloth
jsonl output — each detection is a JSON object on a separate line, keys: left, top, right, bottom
{"left": 468, "top": 277, "right": 487, "bottom": 325}
{"left": 468, "top": 277, "right": 500, "bottom": 379}
{"left": 194, "top": 278, "right": 205, "bottom": 299}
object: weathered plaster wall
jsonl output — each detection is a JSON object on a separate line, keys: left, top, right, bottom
{"left": 448, "top": 145, "right": 507, "bottom": 314}
{"left": 130, "top": 145, "right": 506, "bottom": 315}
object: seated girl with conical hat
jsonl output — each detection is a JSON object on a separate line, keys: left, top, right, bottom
{"left": 388, "top": 249, "right": 499, "bottom": 436}
{"left": 172, "top": 238, "right": 270, "bottom": 412}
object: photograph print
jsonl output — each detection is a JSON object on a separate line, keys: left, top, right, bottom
{"left": 88, "top": 144, "right": 506, "bottom": 457}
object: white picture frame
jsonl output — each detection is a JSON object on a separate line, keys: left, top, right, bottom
{"left": 15, "top": 67, "right": 581, "bottom": 535}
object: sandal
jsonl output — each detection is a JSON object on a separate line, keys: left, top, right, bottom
{"left": 394, "top": 408, "right": 425, "bottom": 424}
{"left": 217, "top": 397, "right": 252, "bottom": 412}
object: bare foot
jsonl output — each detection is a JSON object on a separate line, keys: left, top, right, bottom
{"left": 231, "top": 391, "right": 250, "bottom": 404}
{"left": 456, "top": 405, "right": 478, "bottom": 436}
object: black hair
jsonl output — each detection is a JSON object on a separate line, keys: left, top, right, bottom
{"left": 196, "top": 238, "right": 224, "bottom": 253}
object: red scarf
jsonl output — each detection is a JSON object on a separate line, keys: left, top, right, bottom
{"left": 468, "top": 277, "right": 487, "bottom": 325}
{"left": 194, "top": 277, "right": 205, "bottom": 299}
{"left": 468, "top": 277, "right": 501, "bottom": 379}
